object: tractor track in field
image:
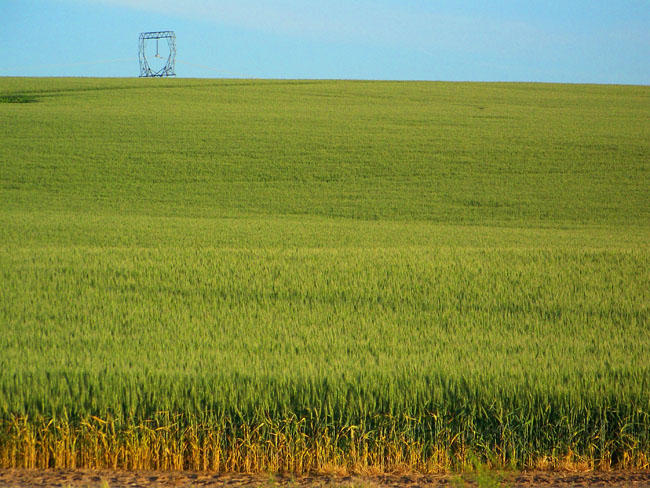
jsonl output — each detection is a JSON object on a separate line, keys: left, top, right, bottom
{"left": 1, "top": 469, "right": 649, "bottom": 488}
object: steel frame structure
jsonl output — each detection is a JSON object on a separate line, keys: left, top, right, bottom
{"left": 138, "top": 31, "right": 176, "bottom": 77}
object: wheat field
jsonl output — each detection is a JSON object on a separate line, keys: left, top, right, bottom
{"left": 1, "top": 78, "right": 648, "bottom": 472}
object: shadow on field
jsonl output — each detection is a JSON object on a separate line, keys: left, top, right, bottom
{"left": 0, "top": 79, "right": 331, "bottom": 101}
{"left": 0, "top": 94, "right": 40, "bottom": 103}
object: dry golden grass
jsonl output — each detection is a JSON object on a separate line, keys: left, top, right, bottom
{"left": 1, "top": 416, "right": 647, "bottom": 474}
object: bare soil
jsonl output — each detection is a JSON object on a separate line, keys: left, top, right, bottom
{"left": 1, "top": 469, "right": 649, "bottom": 488}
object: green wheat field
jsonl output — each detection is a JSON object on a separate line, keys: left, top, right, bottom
{"left": 0, "top": 78, "right": 648, "bottom": 472}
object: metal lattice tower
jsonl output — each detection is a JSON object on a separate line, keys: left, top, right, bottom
{"left": 138, "top": 31, "right": 176, "bottom": 77}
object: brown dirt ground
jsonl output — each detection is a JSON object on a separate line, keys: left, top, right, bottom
{"left": 1, "top": 470, "right": 649, "bottom": 488}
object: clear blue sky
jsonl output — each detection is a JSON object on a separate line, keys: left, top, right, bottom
{"left": 2, "top": 0, "right": 649, "bottom": 83}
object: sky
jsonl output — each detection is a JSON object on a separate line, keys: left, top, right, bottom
{"left": 1, "top": 0, "right": 649, "bottom": 84}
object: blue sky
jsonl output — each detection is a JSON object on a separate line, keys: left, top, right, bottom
{"left": 1, "top": 0, "right": 649, "bottom": 83}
